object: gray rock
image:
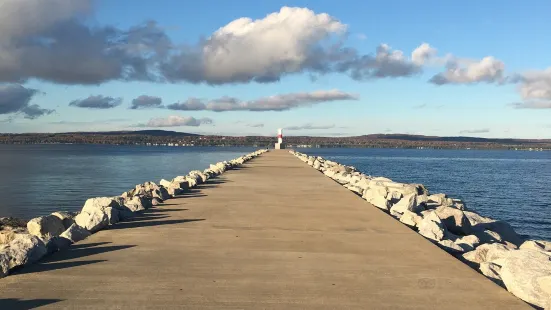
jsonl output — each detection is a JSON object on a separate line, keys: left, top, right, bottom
{"left": 45, "top": 236, "right": 72, "bottom": 254}
{"left": 479, "top": 262, "right": 504, "bottom": 286}
{"left": 104, "top": 207, "right": 120, "bottom": 225}
{"left": 60, "top": 224, "right": 91, "bottom": 243}
{"left": 418, "top": 211, "right": 446, "bottom": 242}
{"left": 74, "top": 209, "right": 109, "bottom": 233}
{"left": 51, "top": 211, "right": 76, "bottom": 229}
{"left": 0, "top": 252, "right": 9, "bottom": 278}
{"left": 26, "top": 215, "right": 65, "bottom": 239}
{"left": 0, "top": 234, "right": 47, "bottom": 270}
{"left": 501, "top": 249, "right": 551, "bottom": 308}
{"left": 434, "top": 206, "right": 472, "bottom": 235}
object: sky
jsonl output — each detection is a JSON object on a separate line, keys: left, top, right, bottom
{"left": 0, "top": 0, "right": 550, "bottom": 138}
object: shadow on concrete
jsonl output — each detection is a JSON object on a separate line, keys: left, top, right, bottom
{"left": 13, "top": 259, "right": 108, "bottom": 275}
{"left": 108, "top": 218, "right": 204, "bottom": 230}
{"left": 0, "top": 298, "right": 62, "bottom": 310}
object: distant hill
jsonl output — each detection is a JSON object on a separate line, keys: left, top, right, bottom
{"left": 351, "top": 134, "right": 551, "bottom": 144}
{"left": 63, "top": 130, "right": 201, "bottom": 137}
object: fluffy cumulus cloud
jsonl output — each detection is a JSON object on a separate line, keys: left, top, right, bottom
{"left": 285, "top": 123, "right": 335, "bottom": 130}
{"left": 167, "top": 89, "right": 358, "bottom": 112}
{"left": 429, "top": 56, "right": 505, "bottom": 85}
{"left": 0, "top": 0, "right": 170, "bottom": 84}
{"left": 130, "top": 95, "right": 163, "bottom": 109}
{"left": 69, "top": 95, "right": 123, "bottom": 109}
{"left": 511, "top": 68, "right": 551, "bottom": 109}
{"left": 144, "top": 115, "right": 213, "bottom": 127}
{"left": 0, "top": 84, "right": 54, "bottom": 119}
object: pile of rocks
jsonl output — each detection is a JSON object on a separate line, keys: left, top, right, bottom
{"left": 290, "top": 150, "right": 551, "bottom": 309}
{"left": 0, "top": 149, "right": 268, "bottom": 279}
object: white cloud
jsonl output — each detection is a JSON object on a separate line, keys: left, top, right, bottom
{"left": 166, "top": 89, "right": 358, "bottom": 112}
{"left": 411, "top": 43, "right": 437, "bottom": 65}
{"left": 430, "top": 56, "right": 505, "bottom": 85}
{"left": 508, "top": 67, "right": 551, "bottom": 109}
{"left": 144, "top": 115, "right": 213, "bottom": 127}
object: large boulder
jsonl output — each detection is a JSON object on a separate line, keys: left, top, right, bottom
{"left": 472, "top": 220, "right": 523, "bottom": 247}
{"left": 124, "top": 196, "right": 149, "bottom": 212}
{"left": 472, "top": 229, "right": 503, "bottom": 244}
{"left": 462, "top": 243, "right": 512, "bottom": 265}
{"left": 437, "top": 239, "right": 466, "bottom": 254}
{"left": 520, "top": 240, "right": 551, "bottom": 252}
{"left": 363, "top": 186, "right": 389, "bottom": 211}
{"left": 60, "top": 224, "right": 91, "bottom": 243}
{"left": 434, "top": 206, "right": 472, "bottom": 235}
{"left": 82, "top": 197, "right": 121, "bottom": 214}
{"left": 390, "top": 193, "right": 424, "bottom": 216}
{"left": 418, "top": 211, "right": 447, "bottom": 242}
{"left": 500, "top": 249, "right": 551, "bottom": 308}
{"left": 26, "top": 215, "right": 65, "bottom": 239}
{"left": 479, "top": 262, "right": 504, "bottom": 286}
{"left": 454, "top": 235, "right": 480, "bottom": 252}
{"left": 51, "top": 211, "right": 76, "bottom": 229}
{"left": 74, "top": 209, "right": 109, "bottom": 233}
{"left": 0, "top": 234, "right": 47, "bottom": 271}
{"left": 399, "top": 210, "right": 423, "bottom": 228}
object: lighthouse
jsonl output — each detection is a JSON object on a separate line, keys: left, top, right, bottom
{"left": 275, "top": 128, "right": 285, "bottom": 149}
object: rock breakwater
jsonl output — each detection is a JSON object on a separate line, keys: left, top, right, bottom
{"left": 291, "top": 150, "right": 551, "bottom": 309}
{"left": 0, "top": 149, "right": 268, "bottom": 279}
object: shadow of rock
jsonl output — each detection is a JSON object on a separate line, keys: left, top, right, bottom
{"left": 108, "top": 219, "right": 205, "bottom": 230}
{"left": 40, "top": 244, "right": 137, "bottom": 263}
{"left": 12, "top": 260, "right": 108, "bottom": 275}
{"left": 0, "top": 298, "right": 62, "bottom": 310}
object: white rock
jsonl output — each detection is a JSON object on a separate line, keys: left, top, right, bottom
{"left": 520, "top": 240, "right": 551, "bottom": 252}
{"left": 82, "top": 197, "right": 121, "bottom": 214}
{"left": 390, "top": 193, "right": 423, "bottom": 216}
{"left": 74, "top": 209, "right": 109, "bottom": 233}
{"left": 472, "top": 220, "right": 523, "bottom": 247}
{"left": 124, "top": 196, "right": 148, "bottom": 212}
{"left": 26, "top": 215, "right": 65, "bottom": 239}
{"left": 473, "top": 229, "right": 503, "bottom": 244}
{"left": 462, "top": 243, "right": 512, "bottom": 265}
{"left": 437, "top": 239, "right": 466, "bottom": 254}
{"left": 418, "top": 211, "right": 446, "bottom": 242}
{"left": 159, "top": 179, "right": 172, "bottom": 188}
{"left": 434, "top": 206, "right": 472, "bottom": 235}
{"left": 104, "top": 207, "right": 120, "bottom": 225}
{"left": 0, "top": 234, "right": 47, "bottom": 270}
{"left": 399, "top": 210, "right": 423, "bottom": 228}
{"left": 463, "top": 211, "right": 493, "bottom": 226}
{"left": 60, "top": 224, "right": 91, "bottom": 243}
{"left": 501, "top": 249, "right": 551, "bottom": 308}
{"left": 454, "top": 235, "right": 480, "bottom": 252}
{"left": 363, "top": 187, "right": 389, "bottom": 211}
{"left": 479, "top": 262, "right": 503, "bottom": 285}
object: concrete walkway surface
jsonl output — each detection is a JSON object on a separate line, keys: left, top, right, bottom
{"left": 0, "top": 150, "right": 531, "bottom": 309}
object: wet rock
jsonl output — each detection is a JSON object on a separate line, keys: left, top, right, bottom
{"left": 26, "top": 215, "right": 65, "bottom": 239}
{"left": 501, "top": 249, "right": 551, "bottom": 308}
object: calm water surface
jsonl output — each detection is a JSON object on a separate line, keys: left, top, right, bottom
{"left": 297, "top": 148, "right": 551, "bottom": 241}
{"left": 0, "top": 145, "right": 256, "bottom": 219}
{"left": 1, "top": 145, "right": 550, "bottom": 241}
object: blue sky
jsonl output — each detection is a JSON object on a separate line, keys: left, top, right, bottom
{"left": 0, "top": 0, "right": 550, "bottom": 138}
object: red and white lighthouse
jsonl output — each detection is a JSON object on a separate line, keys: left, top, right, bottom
{"left": 275, "top": 128, "right": 285, "bottom": 149}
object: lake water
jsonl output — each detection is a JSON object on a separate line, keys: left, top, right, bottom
{"left": 296, "top": 148, "right": 551, "bottom": 241}
{"left": 1, "top": 145, "right": 550, "bottom": 241}
{"left": 0, "top": 145, "right": 256, "bottom": 219}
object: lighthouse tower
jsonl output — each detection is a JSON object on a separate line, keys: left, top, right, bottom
{"left": 275, "top": 128, "right": 285, "bottom": 149}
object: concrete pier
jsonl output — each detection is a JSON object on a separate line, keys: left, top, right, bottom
{"left": 0, "top": 151, "right": 530, "bottom": 309}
